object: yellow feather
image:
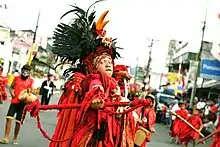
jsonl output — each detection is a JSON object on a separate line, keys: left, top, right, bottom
{"left": 96, "top": 10, "right": 109, "bottom": 30}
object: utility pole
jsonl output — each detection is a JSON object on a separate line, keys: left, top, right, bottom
{"left": 27, "top": 11, "right": 40, "bottom": 65}
{"left": 190, "top": 1, "right": 208, "bottom": 108}
{"left": 143, "top": 39, "right": 158, "bottom": 91}
{"left": 134, "top": 57, "right": 139, "bottom": 83}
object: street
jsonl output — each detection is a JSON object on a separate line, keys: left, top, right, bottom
{"left": 0, "top": 92, "right": 212, "bottom": 147}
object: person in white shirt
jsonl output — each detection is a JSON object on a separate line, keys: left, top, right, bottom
{"left": 171, "top": 100, "right": 180, "bottom": 121}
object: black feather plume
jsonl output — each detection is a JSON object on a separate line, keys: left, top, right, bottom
{"left": 52, "top": 0, "right": 121, "bottom": 76}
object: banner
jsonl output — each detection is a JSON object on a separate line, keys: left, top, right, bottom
{"left": 200, "top": 59, "right": 220, "bottom": 80}
{"left": 188, "top": 60, "right": 199, "bottom": 80}
{"left": 167, "top": 72, "right": 180, "bottom": 83}
{"left": 184, "top": 60, "right": 199, "bottom": 89}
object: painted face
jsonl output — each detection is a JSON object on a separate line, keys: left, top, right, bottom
{"left": 96, "top": 56, "right": 113, "bottom": 77}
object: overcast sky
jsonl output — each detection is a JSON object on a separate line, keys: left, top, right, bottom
{"left": 1, "top": 0, "right": 220, "bottom": 69}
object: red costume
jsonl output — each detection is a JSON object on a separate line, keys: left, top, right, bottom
{"left": 170, "top": 109, "right": 188, "bottom": 137}
{"left": 36, "top": 2, "right": 151, "bottom": 147}
{"left": 21, "top": 2, "right": 151, "bottom": 147}
{"left": 179, "top": 114, "right": 203, "bottom": 144}
{"left": 211, "top": 117, "right": 220, "bottom": 147}
{"left": 142, "top": 107, "right": 156, "bottom": 147}
{"left": 113, "top": 65, "right": 136, "bottom": 146}
{"left": 113, "top": 65, "right": 132, "bottom": 97}
{"left": 135, "top": 95, "right": 156, "bottom": 147}
{"left": 0, "top": 72, "right": 8, "bottom": 102}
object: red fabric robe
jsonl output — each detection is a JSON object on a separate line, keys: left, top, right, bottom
{"left": 211, "top": 117, "right": 220, "bottom": 147}
{"left": 170, "top": 109, "right": 188, "bottom": 137}
{"left": 142, "top": 107, "right": 156, "bottom": 147}
{"left": 50, "top": 72, "right": 85, "bottom": 147}
{"left": 114, "top": 77, "right": 136, "bottom": 147}
{"left": 50, "top": 73, "right": 122, "bottom": 147}
{"left": 179, "top": 114, "right": 202, "bottom": 143}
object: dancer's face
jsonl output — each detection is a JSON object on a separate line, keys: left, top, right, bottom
{"left": 96, "top": 56, "right": 113, "bottom": 77}
{"left": 179, "top": 104, "right": 186, "bottom": 110}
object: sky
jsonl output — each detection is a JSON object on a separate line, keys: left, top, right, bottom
{"left": 1, "top": 0, "right": 220, "bottom": 70}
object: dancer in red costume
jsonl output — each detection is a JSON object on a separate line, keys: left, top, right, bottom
{"left": 35, "top": 1, "right": 149, "bottom": 147}
{"left": 134, "top": 94, "right": 156, "bottom": 147}
{"left": 0, "top": 67, "right": 8, "bottom": 104}
{"left": 179, "top": 108, "right": 203, "bottom": 147}
{"left": 20, "top": 2, "right": 151, "bottom": 147}
{"left": 113, "top": 65, "right": 136, "bottom": 146}
{"left": 113, "top": 65, "right": 132, "bottom": 97}
{"left": 170, "top": 101, "right": 189, "bottom": 143}
{"left": 211, "top": 116, "right": 220, "bottom": 147}
{"left": 113, "top": 65, "right": 155, "bottom": 147}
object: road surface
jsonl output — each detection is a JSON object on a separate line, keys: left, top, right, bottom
{"left": 0, "top": 92, "right": 213, "bottom": 147}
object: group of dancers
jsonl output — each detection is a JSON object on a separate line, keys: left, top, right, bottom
{"left": 170, "top": 102, "right": 203, "bottom": 147}
{"left": 0, "top": 1, "right": 220, "bottom": 146}
{"left": 169, "top": 100, "right": 220, "bottom": 147}
{"left": 0, "top": 1, "right": 156, "bottom": 146}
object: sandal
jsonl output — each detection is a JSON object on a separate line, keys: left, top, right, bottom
{"left": 0, "top": 139, "right": 9, "bottom": 144}
{"left": 12, "top": 140, "right": 19, "bottom": 145}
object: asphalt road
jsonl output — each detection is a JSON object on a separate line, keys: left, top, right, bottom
{"left": 0, "top": 92, "right": 213, "bottom": 147}
{"left": 0, "top": 92, "right": 61, "bottom": 147}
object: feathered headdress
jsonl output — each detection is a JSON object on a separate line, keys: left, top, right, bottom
{"left": 52, "top": 0, "right": 121, "bottom": 75}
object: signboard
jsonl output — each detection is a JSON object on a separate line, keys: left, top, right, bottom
{"left": 167, "top": 72, "right": 178, "bottom": 83}
{"left": 188, "top": 60, "right": 199, "bottom": 80}
{"left": 200, "top": 59, "right": 220, "bottom": 80}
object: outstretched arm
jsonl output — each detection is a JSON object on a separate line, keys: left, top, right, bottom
{"left": 89, "top": 79, "right": 105, "bottom": 109}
